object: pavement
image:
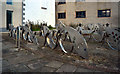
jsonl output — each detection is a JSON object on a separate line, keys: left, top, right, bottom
{"left": 1, "top": 33, "right": 119, "bottom": 72}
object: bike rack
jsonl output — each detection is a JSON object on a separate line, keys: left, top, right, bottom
{"left": 8, "top": 22, "right": 120, "bottom": 59}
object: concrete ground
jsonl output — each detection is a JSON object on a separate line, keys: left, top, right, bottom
{"left": 1, "top": 33, "right": 120, "bottom": 72}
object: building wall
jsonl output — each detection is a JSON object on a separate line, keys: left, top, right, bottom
{"left": 0, "top": 0, "right": 23, "bottom": 32}
{"left": 0, "top": 1, "right": 2, "bottom": 32}
{"left": 56, "top": 2, "right": 119, "bottom": 28}
{"left": 118, "top": 2, "right": 120, "bottom": 28}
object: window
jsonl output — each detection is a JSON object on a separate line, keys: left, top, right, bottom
{"left": 23, "top": 17, "right": 25, "bottom": 20}
{"left": 58, "top": 13, "right": 66, "bottom": 19}
{"left": 76, "top": 11, "right": 86, "bottom": 18}
{"left": 23, "top": 4, "right": 26, "bottom": 6}
{"left": 6, "top": 0, "right": 12, "bottom": 5}
{"left": 23, "top": 8, "right": 25, "bottom": 11}
{"left": 98, "top": 9, "right": 111, "bottom": 17}
{"left": 58, "top": 0, "right": 66, "bottom": 5}
{"left": 76, "top": 0, "right": 85, "bottom": 2}
{"left": 23, "top": 13, "right": 25, "bottom": 15}
{"left": 6, "top": 10, "right": 13, "bottom": 30}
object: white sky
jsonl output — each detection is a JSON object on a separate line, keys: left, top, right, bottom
{"left": 25, "top": 0, "right": 55, "bottom": 27}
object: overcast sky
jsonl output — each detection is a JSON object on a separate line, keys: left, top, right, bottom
{"left": 25, "top": 0, "right": 55, "bottom": 27}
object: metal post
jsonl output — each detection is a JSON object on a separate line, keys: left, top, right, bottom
{"left": 16, "top": 27, "right": 18, "bottom": 47}
{"left": 16, "top": 26, "right": 20, "bottom": 49}
{"left": 18, "top": 26, "right": 21, "bottom": 49}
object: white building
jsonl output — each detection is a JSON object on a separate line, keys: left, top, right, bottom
{"left": 0, "top": 0, "right": 25, "bottom": 32}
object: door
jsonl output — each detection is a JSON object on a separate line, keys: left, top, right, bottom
{"left": 6, "top": 10, "right": 13, "bottom": 30}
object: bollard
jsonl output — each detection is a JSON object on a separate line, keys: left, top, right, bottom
{"left": 18, "top": 26, "right": 21, "bottom": 49}
{"left": 16, "top": 26, "right": 21, "bottom": 49}
{"left": 16, "top": 28, "right": 17, "bottom": 47}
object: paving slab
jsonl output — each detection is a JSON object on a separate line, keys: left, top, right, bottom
{"left": 27, "top": 61, "right": 45, "bottom": 70}
{"left": 2, "top": 42, "right": 15, "bottom": 50}
{"left": 12, "top": 64, "right": 30, "bottom": 72}
{"left": 0, "top": 39, "right": 3, "bottom": 42}
{"left": 6, "top": 56, "right": 26, "bottom": 65}
{"left": 34, "top": 66, "right": 56, "bottom": 72}
{"left": 2, "top": 67, "right": 11, "bottom": 72}
{"left": 2, "top": 60, "right": 10, "bottom": 67}
{"left": 36, "top": 59, "right": 49, "bottom": 65}
{"left": 94, "top": 70, "right": 102, "bottom": 72}
{"left": 2, "top": 53, "right": 17, "bottom": 61}
{"left": 45, "top": 61, "right": 63, "bottom": 69}
{"left": 6, "top": 51, "right": 43, "bottom": 65}
{"left": 56, "top": 64, "right": 77, "bottom": 72}
{"left": 24, "top": 58, "right": 49, "bottom": 67}
{"left": 93, "top": 72, "right": 110, "bottom": 74}
{"left": 75, "top": 67, "right": 94, "bottom": 72}
{"left": 25, "top": 43, "right": 39, "bottom": 51}
{"left": 0, "top": 60, "right": 2, "bottom": 69}
{"left": 2, "top": 65, "right": 13, "bottom": 72}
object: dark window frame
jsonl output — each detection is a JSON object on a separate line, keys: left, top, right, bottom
{"left": 58, "top": 0, "right": 66, "bottom": 5}
{"left": 6, "top": 0, "right": 12, "bottom": 5}
{"left": 76, "top": 0, "right": 85, "bottom": 2}
{"left": 98, "top": 9, "right": 111, "bottom": 17}
{"left": 76, "top": 11, "right": 86, "bottom": 18}
{"left": 58, "top": 12, "right": 66, "bottom": 19}
{"left": 6, "top": 10, "right": 13, "bottom": 30}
